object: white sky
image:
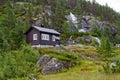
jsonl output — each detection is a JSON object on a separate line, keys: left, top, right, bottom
{"left": 87, "top": 0, "right": 120, "bottom": 13}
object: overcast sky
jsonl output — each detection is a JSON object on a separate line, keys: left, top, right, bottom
{"left": 88, "top": 0, "right": 120, "bottom": 13}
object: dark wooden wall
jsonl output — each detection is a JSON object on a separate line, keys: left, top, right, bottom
{"left": 26, "top": 28, "right": 40, "bottom": 45}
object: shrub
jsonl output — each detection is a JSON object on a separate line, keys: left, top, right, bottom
{"left": 0, "top": 45, "right": 39, "bottom": 80}
{"left": 111, "top": 60, "right": 120, "bottom": 73}
{"left": 103, "top": 60, "right": 120, "bottom": 73}
{"left": 102, "top": 62, "right": 112, "bottom": 73}
{"left": 97, "top": 37, "right": 114, "bottom": 57}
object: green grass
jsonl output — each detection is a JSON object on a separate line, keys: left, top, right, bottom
{"left": 35, "top": 47, "right": 120, "bottom": 80}
{"left": 39, "top": 60, "right": 120, "bottom": 80}
{"left": 12, "top": 47, "right": 120, "bottom": 80}
{"left": 49, "top": 53, "right": 71, "bottom": 61}
{"left": 36, "top": 47, "right": 81, "bottom": 63}
{"left": 40, "top": 70, "right": 120, "bottom": 80}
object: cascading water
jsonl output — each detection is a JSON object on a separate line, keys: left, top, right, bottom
{"left": 65, "top": 12, "right": 79, "bottom": 32}
{"left": 69, "top": 12, "right": 78, "bottom": 24}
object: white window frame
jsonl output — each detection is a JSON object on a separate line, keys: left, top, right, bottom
{"left": 33, "top": 34, "right": 38, "bottom": 40}
{"left": 41, "top": 33, "right": 49, "bottom": 41}
{"left": 52, "top": 35, "right": 56, "bottom": 41}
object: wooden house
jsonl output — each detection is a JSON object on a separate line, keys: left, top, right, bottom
{"left": 25, "top": 26, "right": 60, "bottom": 47}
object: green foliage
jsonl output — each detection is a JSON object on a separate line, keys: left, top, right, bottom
{"left": 102, "top": 62, "right": 112, "bottom": 73}
{"left": 116, "top": 35, "right": 120, "bottom": 44}
{"left": 103, "top": 60, "right": 120, "bottom": 73}
{"left": 97, "top": 36, "right": 113, "bottom": 57}
{"left": 90, "top": 24, "right": 101, "bottom": 37}
{"left": 0, "top": 0, "right": 119, "bottom": 51}
{"left": 60, "top": 32, "right": 89, "bottom": 42}
{"left": 0, "top": 1, "right": 29, "bottom": 51}
{"left": 0, "top": 0, "right": 120, "bottom": 79}
{"left": 111, "top": 60, "right": 120, "bottom": 73}
{"left": 49, "top": 53, "right": 71, "bottom": 61}
{"left": 62, "top": 21, "right": 70, "bottom": 33}
{"left": 0, "top": 45, "right": 39, "bottom": 80}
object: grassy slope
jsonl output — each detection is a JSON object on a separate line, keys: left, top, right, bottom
{"left": 38, "top": 46, "right": 120, "bottom": 80}
{"left": 41, "top": 70, "right": 120, "bottom": 80}
{"left": 40, "top": 60, "right": 120, "bottom": 80}
{"left": 41, "top": 71, "right": 120, "bottom": 80}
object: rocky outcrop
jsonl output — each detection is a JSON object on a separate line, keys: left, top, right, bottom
{"left": 65, "top": 12, "right": 117, "bottom": 37}
{"left": 74, "top": 35, "right": 101, "bottom": 46}
{"left": 36, "top": 55, "right": 51, "bottom": 68}
{"left": 36, "top": 55, "right": 73, "bottom": 75}
{"left": 41, "top": 58, "right": 64, "bottom": 75}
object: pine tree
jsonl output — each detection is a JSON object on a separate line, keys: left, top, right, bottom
{"left": 97, "top": 36, "right": 113, "bottom": 57}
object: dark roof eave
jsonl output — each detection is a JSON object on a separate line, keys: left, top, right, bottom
{"left": 25, "top": 26, "right": 60, "bottom": 35}
{"left": 33, "top": 26, "right": 60, "bottom": 35}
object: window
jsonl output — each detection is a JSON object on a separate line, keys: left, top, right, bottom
{"left": 52, "top": 35, "right": 56, "bottom": 41}
{"left": 41, "top": 33, "right": 49, "bottom": 40}
{"left": 33, "top": 34, "right": 38, "bottom": 40}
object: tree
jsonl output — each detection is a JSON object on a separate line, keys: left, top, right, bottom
{"left": 75, "top": 0, "right": 83, "bottom": 14}
{"left": 90, "top": 24, "right": 101, "bottom": 37}
{"left": 0, "top": 1, "right": 29, "bottom": 51}
{"left": 97, "top": 36, "right": 113, "bottom": 57}
{"left": 51, "top": 0, "right": 67, "bottom": 32}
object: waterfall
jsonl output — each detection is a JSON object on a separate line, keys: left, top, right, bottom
{"left": 69, "top": 12, "right": 78, "bottom": 24}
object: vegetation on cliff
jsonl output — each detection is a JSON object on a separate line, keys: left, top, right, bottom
{"left": 0, "top": 0, "right": 120, "bottom": 80}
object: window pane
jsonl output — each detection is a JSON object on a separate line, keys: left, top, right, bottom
{"left": 52, "top": 35, "right": 55, "bottom": 41}
{"left": 41, "top": 33, "right": 49, "bottom": 40}
{"left": 33, "top": 34, "right": 37, "bottom": 40}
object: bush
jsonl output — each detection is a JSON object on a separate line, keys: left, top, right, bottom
{"left": 103, "top": 60, "right": 120, "bottom": 73}
{"left": 103, "top": 62, "right": 112, "bottom": 73}
{"left": 97, "top": 37, "right": 113, "bottom": 57}
{"left": 0, "top": 45, "right": 39, "bottom": 80}
{"left": 111, "top": 60, "right": 120, "bottom": 73}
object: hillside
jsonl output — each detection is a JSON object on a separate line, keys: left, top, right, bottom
{"left": 0, "top": 0, "right": 120, "bottom": 80}
{"left": 0, "top": 0, "right": 120, "bottom": 50}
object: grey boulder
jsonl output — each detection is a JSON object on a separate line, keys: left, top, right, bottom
{"left": 36, "top": 55, "right": 51, "bottom": 68}
{"left": 41, "top": 58, "right": 64, "bottom": 75}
